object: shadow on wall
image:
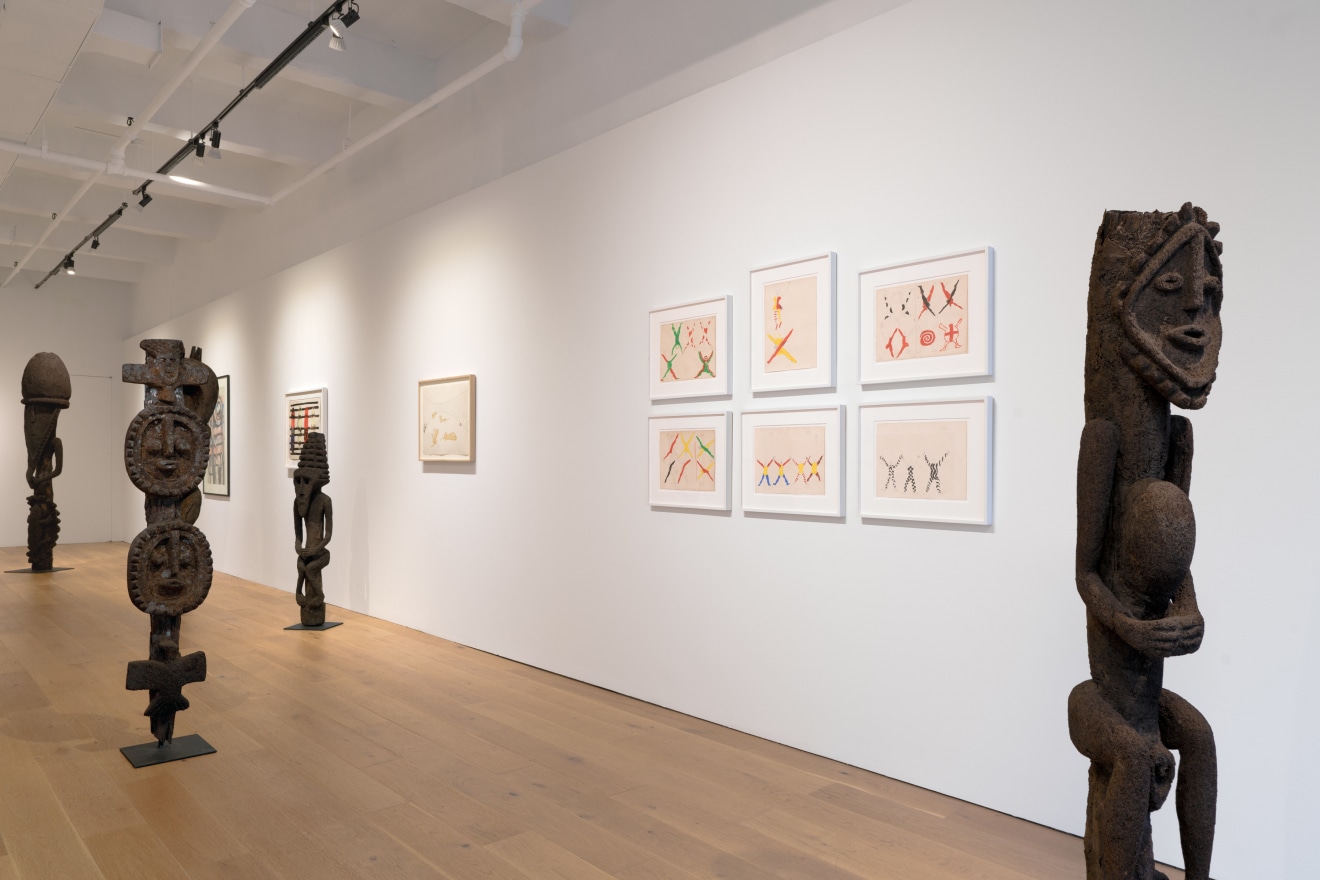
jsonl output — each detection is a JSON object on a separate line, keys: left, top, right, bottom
{"left": 348, "top": 477, "right": 370, "bottom": 615}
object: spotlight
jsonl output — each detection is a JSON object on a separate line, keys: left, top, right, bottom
{"left": 194, "top": 140, "right": 205, "bottom": 160}
{"left": 90, "top": 237, "right": 100, "bottom": 250}
{"left": 63, "top": 256, "right": 75, "bottom": 275}
{"left": 328, "top": 23, "right": 345, "bottom": 51}
{"left": 138, "top": 191, "right": 153, "bottom": 209}
{"left": 339, "top": 1, "right": 360, "bottom": 27}
{"left": 210, "top": 130, "right": 221, "bottom": 149}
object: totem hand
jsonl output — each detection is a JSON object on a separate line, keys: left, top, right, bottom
{"left": 1113, "top": 612, "right": 1204, "bottom": 658}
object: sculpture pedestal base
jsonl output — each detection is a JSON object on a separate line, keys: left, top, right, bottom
{"left": 120, "top": 733, "right": 216, "bottom": 768}
{"left": 284, "top": 621, "right": 343, "bottom": 631}
{"left": 5, "top": 567, "right": 73, "bottom": 574}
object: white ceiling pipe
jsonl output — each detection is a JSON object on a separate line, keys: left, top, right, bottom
{"left": 3, "top": 0, "right": 257, "bottom": 288}
{"left": 272, "top": 0, "right": 539, "bottom": 204}
{"left": 0, "top": 137, "right": 271, "bottom": 206}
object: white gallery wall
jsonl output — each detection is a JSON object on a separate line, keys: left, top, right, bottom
{"left": 0, "top": 281, "right": 131, "bottom": 550}
{"left": 117, "top": 0, "right": 1318, "bottom": 875}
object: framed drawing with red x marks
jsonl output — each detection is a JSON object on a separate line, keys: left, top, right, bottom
{"left": 859, "top": 247, "right": 993, "bottom": 385}
{"left": 649, "top": 295, "right": 732, "bottom": 400}
{"left": 749, "top": 252, "right": 836, "bottom": 393}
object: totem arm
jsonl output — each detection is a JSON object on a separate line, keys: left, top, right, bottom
{"left": 322, "top": 496, "right": 333, "bottom": 547}
{"left": 293, "top": 504, "right": 305, "bottom": 552}
{"left": 1075, "top": 418, "right": 1119, "bottom": 580}
{"left": 303, "top": 497, "right": 334, "bottom": 555}
{"left": 1165, "top": 414, "right": 1193, "bottom": 495}
{"left": 49, "top": 438, "right": 63, "bottom": 480}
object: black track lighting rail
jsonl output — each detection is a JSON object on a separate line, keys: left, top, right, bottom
{"left": 35, "top": 0, "right": 361, "bottom": 290}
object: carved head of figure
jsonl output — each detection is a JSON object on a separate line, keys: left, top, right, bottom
{"left": 294, "top": 432, "right": 330, "bottom": 519}
{"left": 21, "top": 352, "right": 71, "bottom": 471}
{"left": 1087, "top": 203, "right": 1224, "bottom": 409}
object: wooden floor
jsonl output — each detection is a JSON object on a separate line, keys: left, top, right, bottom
{"left": 0, "top": 542, "right": 1185, "bottom": 880}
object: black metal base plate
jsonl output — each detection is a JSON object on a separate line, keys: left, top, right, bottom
{"left": 5, "top": 567, "right": 73, "bottom": 574}
{"left": 284, "top": 621, "right": 343, "bottom": 631}
{"left": 120, "top": 733, "right": 216, "bottom": 768}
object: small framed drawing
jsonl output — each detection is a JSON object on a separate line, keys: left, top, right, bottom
{"left": 741, "top": 406, "right": 844, "bottom": 517}
{"left": 203, "top": 374, "right": 230, "bottom": 496}
{"left": 857, "top": 397, "right": 993, "bottom": 525}
{"left": 419, "top": 375, "right": 475, "bottom": 462}
{"left": 285, "top": 388, "right": 326, "bottom": 467}
{"left": 859, "top": 247, "right": 993, "bottom": 384}
{"left": 649, "top": 296, "right": 731, "bottom": 400}
{"left": 750, "top": 252, "right": 836, "bottom": 393}
{"left": 648, "top": 412, "right": 731, "bottom": 510}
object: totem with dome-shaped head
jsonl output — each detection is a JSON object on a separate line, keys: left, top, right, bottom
{"left": 293, "top": 432, "right": 333, "bottom": 626}
{"left": 1069, "top": 203, "right": 1222, "bottom": 880}
{"left": 20, "top": 352, "right": 71, "bottom": 571}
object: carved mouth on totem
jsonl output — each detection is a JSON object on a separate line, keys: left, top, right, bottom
{"left": 154, "top": 579, "right": 186, "bottom": 596}
{"left": 1165, "top": 326, "right": 1209, "bottom": 352}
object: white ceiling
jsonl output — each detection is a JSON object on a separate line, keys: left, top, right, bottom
{"left": 0, "top": 0, "right": 850, "bottom": 291}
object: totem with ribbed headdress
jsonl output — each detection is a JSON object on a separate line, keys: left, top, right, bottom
{"left": 293, "top": 431, "right": 333, "bottom": 626}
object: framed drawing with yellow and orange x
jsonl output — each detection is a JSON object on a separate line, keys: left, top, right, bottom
{"left": 749, "top": 252, "right": 836, "bottom": 393}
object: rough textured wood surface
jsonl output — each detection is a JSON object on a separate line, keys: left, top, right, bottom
{"left": 0, "top": 543, "right": 1186, "bottom": 880}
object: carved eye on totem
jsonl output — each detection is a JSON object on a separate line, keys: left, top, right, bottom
{"left": 1153, "top": 272, "right": 1183, "bottom": 292}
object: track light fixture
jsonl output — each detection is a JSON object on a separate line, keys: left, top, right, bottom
{"left": 90, "top": 237, "right": 100, "bottom": 250}
{"left": 328, "top": 23, "right": 344, "bottom": 51}
{"left": 340, "top": 1, "right": 360, "bottom": 28}
{"left": 63, "top": 257, "right": 75, "bottom": 276}
{"left": 138, "top": 190, "right": 153, "bottom": 209}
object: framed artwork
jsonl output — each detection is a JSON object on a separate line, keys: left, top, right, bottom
{"left": 741, "top": 406, "right": 844, "bottom": 517}
{"left": 858, "top": 247, "right": 993, "bottom": 384}
{"left": 419, "top": 374, "right": 475, "bottom": 462}
{"left": 857, "top": 397, "right": 993, "bottom": 524}
{"left": 648, "top": 412, "right": 731, "bottom": 510}
{"left": 649, "top": 296, "right": 731, "bottom": 400}
{"left": 749, "top": 252, "right": 836, "bottom": 393}
{"left": 203, "top": 374, "right": 230, "bottom": 496}
{"left": 285, "top": 388, "right": 326, "bottom": 467}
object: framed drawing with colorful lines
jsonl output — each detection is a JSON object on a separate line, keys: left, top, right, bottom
{"left": 858, "top": 247, "right": 993, "bottom": 385}
{"left": 857, "top": 397, "right": 992, "bottom": 524}
{"left": 285, "top": 387, "right": 326, "bottom": 468}
{"left": 648, "top": 412, "right": 731, "bottom": 510}
{"left": 741, "top": 406, "right": 844, "bottom": 517}
{"left": 749, "top": 252, "right": 836, "bottom": 393}
{"left": 649, "top": 296, "right": 731, "bottom": 400}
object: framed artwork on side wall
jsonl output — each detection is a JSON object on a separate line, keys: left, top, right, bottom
{"left": 648, "top": 412, "right": 731, "bottom": 510}
{"left": 741, "top": 406, "right": 844, "bottom": 517}
{"left": 857, "top": 397, "right": 993, "bottom": 524}
{"left": 419, "top": 375, "right": 475, "bottom": 462}
{"left": 749, "top": 252, "right": 836, "bottom": 393}
{"left": 858, "top": 247, "right": 993, "bottom": 384}
{"left": 649, "top": 296, "right": 731, "bottom": 400}
{"left": 203, "top": 374, "right": 229, "bottom": 496}
{"left": 285, "top": 388, "right": 326, "bottom": 467}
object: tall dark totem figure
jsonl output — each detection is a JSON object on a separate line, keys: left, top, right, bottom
{"left": 293, "top": 432, "right": 333, "bottom": 626}
{"left": 1069, "top": 204, "right": 1221, "bottom": 880}
{"left": 20, "top": 353, "right": 71, "bottom": 572}
{"left": 122, "top": 340, "right": 218, "bottom": 750}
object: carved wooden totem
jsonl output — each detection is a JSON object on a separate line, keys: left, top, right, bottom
{"left": 122, "top": 340, "right": 218, "bottom": 747}
{"left": 293, "top": 431, "right": 333, "bottom": 626}
{"left": 1069, "top": 204, "right": 1221, "bottom": 879}
{"left": 21, "top": 352, "right": 71, "bottom": 571}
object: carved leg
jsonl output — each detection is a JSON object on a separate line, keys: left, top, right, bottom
{"left": 1068, "top": 681, "right": 1165, "bottom": 880}
{"left": 299, "top": 550, "right": 330, "bottom": 626}
{"left": 1159, "top": 689, "right": 1216, "bottom": 880}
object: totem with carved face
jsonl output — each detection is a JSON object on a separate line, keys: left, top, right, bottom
{"left": 1069, "top": 204, "right": 1222, "bottom": 880}
{"left": 293, "top": 432, "right": 333, "bottom": 627}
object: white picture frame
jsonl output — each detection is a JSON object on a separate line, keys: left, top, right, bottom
{"left": 750, "top": 253, "right": 836, "bottom": 393}
{"left": 649, "top": 296, "right": 731, "bottom": 400}
{"left": 858, "top": 247, "right": 993, "bottom": 385}
{"left": 419, "top": 375, "right": 475, "bottom": 463}
{"left": 648, "top": 412, "right": 732, "bottom": 510}
{"left": 741, "top": 406, "right": 844, "bottom": 517}
{"left": 203, "top": 374, "right": 230, "bottom": 496}
{"left": 857, "top": 397, "right": 993, "bottom": 524}
{"left": 285, "top": 388, "right": 326, "bottom": 467}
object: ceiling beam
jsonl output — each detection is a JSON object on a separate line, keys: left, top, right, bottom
{"left": 99, "top": 0, "right": 436, "bottom": 107}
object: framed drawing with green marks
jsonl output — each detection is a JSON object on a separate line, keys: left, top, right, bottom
{"left": 648, "top": 412, "right": 731, "bottom": 510}
{"left": 649, "top": 296, "right": 731, "bottom": 400}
